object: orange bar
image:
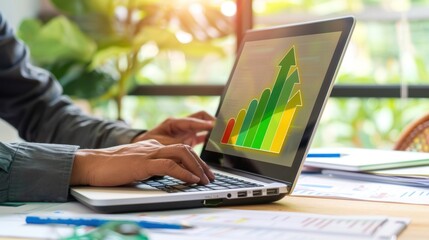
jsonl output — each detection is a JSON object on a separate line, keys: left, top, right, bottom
{"left": 221, "top": 119, "right": 235, "bottom": 144}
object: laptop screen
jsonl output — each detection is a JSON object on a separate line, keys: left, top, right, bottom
{"left": 201, "top": 17, "right": 355, "bottom": 184}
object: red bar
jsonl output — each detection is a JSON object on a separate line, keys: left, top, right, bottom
{"left": 221, "top": 119, "right": 235, "bottom": 144}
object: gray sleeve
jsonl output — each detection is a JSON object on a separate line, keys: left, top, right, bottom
{"left": 0, "top": 142, "right": 78, "bottom": 202}
{"left": 0, "top": 13, "right": 144, "bottom": 149}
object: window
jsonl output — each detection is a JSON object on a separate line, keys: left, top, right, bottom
{"left": 20, "top": 0, "right": 429, "bottom": 148}
{"left": 253, "top": 0, "right": 429, "bottom": 148}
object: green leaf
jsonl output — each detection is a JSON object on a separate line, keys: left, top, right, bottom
{"left": 50, "top": 0, "right": 91, "bottom": 16}
{"left": 47, "top": 60, "right": 116, "bottom": 99}
{"left": 71, "top": 13, "right": 126, "bottom": 48}
{"left": 46, "top": 60, "right": 86, "bottom": 86}
{"left": 85, "top": 0, "right": 115, "bottom": 16}
{"left": 51, "top": 0, "right": 158, "bottom": 16}
{"left": 89, "top": 46, "right": 132, "bottom": 70}
{"left": 22, "top": 16, "right": 97, "bottom": 64}
{"left": 50, "top": 0, "right": 122, "bottom": 47}
{"left": 17, "top": 19, "right": 42, "bottom": 43}
{"left": 64, "top": 69, "right": 116, "bottom": 99}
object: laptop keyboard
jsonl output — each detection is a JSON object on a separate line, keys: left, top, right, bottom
{"left": 142, "top": 173, "right": 263, "bottom": 193}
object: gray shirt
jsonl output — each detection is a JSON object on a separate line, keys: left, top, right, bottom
{"left": 0, "top": 14, "right": 143, "bottom": 202}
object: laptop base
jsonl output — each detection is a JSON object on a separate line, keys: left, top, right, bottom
{"left": 77, "top": 193, "right": 287, "bottom": 213}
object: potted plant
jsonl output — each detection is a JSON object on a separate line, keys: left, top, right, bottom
{"left": 18, "top": 0, "right": 232, "bottom": 120}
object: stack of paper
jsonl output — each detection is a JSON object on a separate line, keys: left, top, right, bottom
{"left": 305, "top": 148, "right": 429, "bottom": 171}
{"left": 294, "top": 173, "right": 429, "bottom": 205}
{"left": 304, "top": 148, "right": 429, "bottom": 188}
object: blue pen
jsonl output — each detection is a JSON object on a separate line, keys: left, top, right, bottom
{"left": 307, "top": 153, "right": 343, "bottom": 158}
{"left": 25, "top": 216, "right": 192, "bottom": 229}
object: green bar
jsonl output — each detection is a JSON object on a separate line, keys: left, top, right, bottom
{"left": 252, "top": 47, "right": 297, "bottom": 149}
{"left": 236, "top": 99, "right": 258, "bottom": 146}
{"left": 243, "top": 89, "right": 271, "bottom": 148}
{"left": 261, "top": 69, "right": 300, "bottom": 150}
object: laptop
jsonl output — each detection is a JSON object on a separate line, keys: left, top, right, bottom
{"left": 71, "top": 16, "right": 355, "bottom": 213}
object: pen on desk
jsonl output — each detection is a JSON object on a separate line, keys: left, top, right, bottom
{"left": 307, "top": 153, "right": 343, "bottom": 158}
{"left": 25, "top": 216, "right": 192, "bottom": 229}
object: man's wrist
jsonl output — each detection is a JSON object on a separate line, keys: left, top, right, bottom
{"left": 71, "top": 150, "right": 92, "bottom": 186}
{"left": 131, "top": 130, "right": 148, "bottom": 143}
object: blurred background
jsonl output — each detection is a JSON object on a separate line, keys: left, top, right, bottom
{"left": 2, "top": 0, "right": 429, "bottom": 150}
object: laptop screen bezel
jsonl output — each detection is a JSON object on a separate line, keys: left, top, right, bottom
{"left": 200, "top": 16, "right": 355, "bottom": 185}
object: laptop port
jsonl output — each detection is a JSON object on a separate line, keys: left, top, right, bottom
{"left": 203, "top": 199, "right": 223, "bottom": 207}
{"left": 267, "top": 188, "right": 279, "bottom": 195}
{"left": 237, "top": 191, "right": 247, "bottom": 197}
{"left": 252, "top": 190, "right": 262, "bottom": 196}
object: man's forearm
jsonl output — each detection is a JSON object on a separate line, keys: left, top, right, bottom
{"left": 0, "top": 142, "right": 78, "bottom": 202}
{"left": 0, "top": 13, "right": 143, "bottom": 148}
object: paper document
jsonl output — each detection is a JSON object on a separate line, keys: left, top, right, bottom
{"left": 294, "top": 173, "right": 429, "bottom": 205}
{"left": 305, "top": 148, "right": 429, "bottom": 171}
{"left": 0, "top": 202, "right": 409, "bottom": 240}
{"left": 142, "top": 209, "right": 408, "bottom": 240}
{"left": 322, "top": 169, "right": 429, "bottom": 188}
{"left": 141, "top": 209, "right": 408, "bottom": 240}
{"left": 371, "top": 165, "right": 429, "bottom": 178}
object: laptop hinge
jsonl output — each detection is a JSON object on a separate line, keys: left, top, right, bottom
{"left": 210, "top": 165, "right": 292, "bottom": 186}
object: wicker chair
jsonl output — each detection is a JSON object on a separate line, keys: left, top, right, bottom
{"left": 394, "top": 113, "right": 429, "bottom": 152}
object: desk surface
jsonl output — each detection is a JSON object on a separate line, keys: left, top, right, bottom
{"left": 228, "top": 196, "right": 428, "bottom": 240}
{"left": 2, "top": 196, "right": 427, "bottom": 239}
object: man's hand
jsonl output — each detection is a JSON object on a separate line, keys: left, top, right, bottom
{"left": 133, "top": 111, "right": 215, "bottom": 147}
{"left": 70, "top": 140, "right": 215, "bottom": 186}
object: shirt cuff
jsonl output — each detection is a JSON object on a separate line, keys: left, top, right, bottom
{"left": 6, "top": 142, "right": 79, "bottom": 202}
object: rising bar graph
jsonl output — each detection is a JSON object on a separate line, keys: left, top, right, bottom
{"left": 220, "top": 46, "right": 302, "bottom": 154}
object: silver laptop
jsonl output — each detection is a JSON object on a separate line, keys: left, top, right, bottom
{"left": 71, "top": 16, "right": 355, "bottom": 213}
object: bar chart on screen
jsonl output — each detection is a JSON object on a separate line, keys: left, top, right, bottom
{"left": 220, "top": 46, "right": 303, "bottom": 154}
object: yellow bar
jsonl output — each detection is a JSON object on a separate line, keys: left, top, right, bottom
{"left": 270, "top": 91, "right": 302, "bottom": 152}
{"left": 229, "top": 109, "right": 247, "bottom": 144}
{"left": 270, "top": 108, "right": 297, "bottom": 153}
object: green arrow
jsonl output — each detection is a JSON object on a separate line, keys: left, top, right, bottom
{"left": 252, "top": 46, "right": 299, "bottom": 149}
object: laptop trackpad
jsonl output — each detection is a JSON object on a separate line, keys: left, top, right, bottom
{"left": 72, "top": 185, "right": 168, "bottom": 201}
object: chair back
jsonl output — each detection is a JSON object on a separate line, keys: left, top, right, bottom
{"left": 394, "top": 113, "right": 429, "bottom": 152}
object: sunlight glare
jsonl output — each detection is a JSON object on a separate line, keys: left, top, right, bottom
{"left": 115, "top": 6, "right": 128, "bottom": 21}
{"left": 176, "top": 31, "right": 194, "bottom": 44}
{"left": 189, "top": 2, "right": 204, "bottom": 15}
{"left": 252, "top": 0, "right": 267, "bottom": 14}
{"left": 221, "top": 1, "right": 236, "bottom": 17}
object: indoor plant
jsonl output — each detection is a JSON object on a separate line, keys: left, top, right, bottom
{"left": 18, "top": 0, "right": 231, "bottom": 120}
